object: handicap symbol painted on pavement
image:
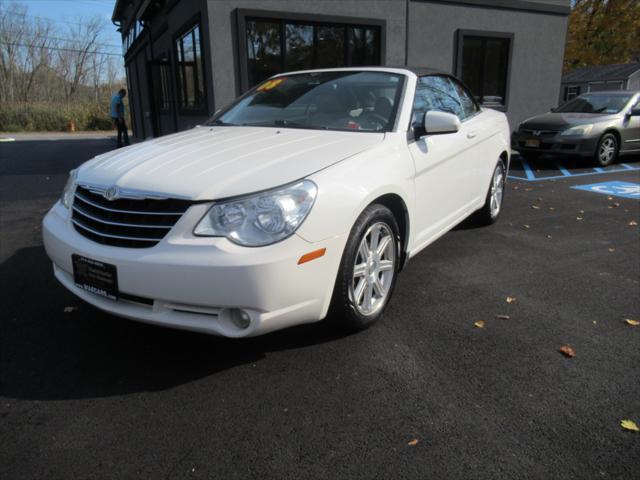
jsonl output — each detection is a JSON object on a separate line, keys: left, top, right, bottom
{"left": 571, "top": 181, "right": 640, "bottom": 199}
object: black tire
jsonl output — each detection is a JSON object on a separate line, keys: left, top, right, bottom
{"left": 329, "top": 204, "right": 401, "bottom": 332}
{"left": 473, "top": 159, "right": 507, "bottom": 226}
{"left": 594, "top": 132, "right": 619, "bottom": 166}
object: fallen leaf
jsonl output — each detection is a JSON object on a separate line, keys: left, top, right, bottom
{"left": 620, "top": 419, "right": 639, "bottom": 432}
{"left": 496, "top": 314, "right": 511, "bottom": 320}
{"left": 625, "top": 319, "right": 640, "bottom": 326}
{"left": 629, "top": 220, "right": 638, "bottom": 226}
{"left": 537, "top": 197, "right": 543, "bottom": 202}
{"left": 506, "top": 296, "right": 517, "bottom": 304}
{"left": 548, "top": 207, "right": 555, "bottom": 212}
{"left": 608, "top": 248, "right": 615, "bottom": 252}
{"left": 607, "top": 196, "right": 614, "bottom": 201}
{"left": 531, "top": 205, "right": 540, "bottom": 210}
{"left": 63, "top": 306, "right": 78, "bottom": 313}
{"left": 579, "top": 210, "right": 585, "bottom": 214}
{"left": 576, "top": 216, "right": 583, "bottom": 221}
{"left": 474, "top": 320, "right": 486, "bottom": 328}
{"left": 592, "top": 320, "right": 597, "bottom": 325}
{"left": 524, "top": 187, "right": 533, "bottom": 192}
{"left": 407, "top": 438, "right": 420, "bottom": 446}
{"left": 547, "top": 235, "right": 553, "bottom": 239}
{"left": 512, "top": 185, "right": 520, "bottom": 191}
{"left": 559, "top": 345, "right": 575, "bottom": 357}
{"left": 523, "top": 224, "right": 530, "bottom": 229}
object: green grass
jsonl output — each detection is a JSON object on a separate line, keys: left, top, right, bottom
{"left": 0, "top": 103, "right": 115, "bottom": 132}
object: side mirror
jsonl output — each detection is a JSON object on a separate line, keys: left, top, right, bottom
{"left": 628, "top": 108, "right": 640, "bottom": 117}
{"left": 423, "top": 111, "right": 461, "bottom": 135}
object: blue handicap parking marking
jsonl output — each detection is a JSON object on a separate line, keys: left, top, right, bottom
{"left": 571, "top": 181, "right": 640, "bottom": 199}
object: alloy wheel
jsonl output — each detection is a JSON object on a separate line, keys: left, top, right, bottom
{"left": 490, "top": 164, "right": 505, "bottom": 218}
{"left": 350, "top": 222, "right": 396, "bottom": 316}
{"left": 599, "top": 137, "right": 616, "bottom": 164}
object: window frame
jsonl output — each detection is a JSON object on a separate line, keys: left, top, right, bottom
{"left": 454, "top": 29, "right": 514, "bottom": 112}
{"left": 173, "top": 16, "right": 208, "bottom": 115}
{"left": 564, "top": 85, "right": 581, "bottom": 102}
{"left": 236, "top": 9, "right": 386, "bottom": 93}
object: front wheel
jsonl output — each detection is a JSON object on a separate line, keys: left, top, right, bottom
{"left": 473, "top": 160, "right": 506, "bottom": 226}
{"left": 594, "top": 133, "right": 618, "bottom": 166}
{"left": 330, "top": 204, "right": 400, "bottom": 332}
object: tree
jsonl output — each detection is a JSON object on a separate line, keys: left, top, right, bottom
{"left": 564, "top": 0, "right": 640, "bottom": 72}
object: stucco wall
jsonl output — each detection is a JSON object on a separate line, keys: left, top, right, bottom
{"left": 206, "top": 0, "right": 408, "bottom": 112}
{"left": 407, "top": 0, "right": 569, "bottom": 129}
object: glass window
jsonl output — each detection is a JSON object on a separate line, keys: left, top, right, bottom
{"left": 175, "top": 24, "right": 206, "bottom": 110}
{"left": 348, "top": 27, "right": 380, "bottom": 66}
{"left": 460, "top": 35, "right": 510, "bottom": 107}
{"left": 247, "top": 20, "right": 282, "bottom": 87}
{"left": 245, "top": 18, "right": 381, "bottom": 88}
{"left": 412, "top": 76, "right": 464, "bottom": 127}
{"left": 565, "top": 86, "right": 581, "bottom": 101}
{"left": 450, "top": 78, "right": 479, "bottom": 119}
{"left": 212, "top": 71, "right": 405, "bottom": 133}
{"left": 316, "top": 26, "right": 345, "bottom": 68}
{"left": 556, "top": 93, "right": 633, "bottom": 114}
{"left": 285, "top": 24, "right": 313, "bottom": 71}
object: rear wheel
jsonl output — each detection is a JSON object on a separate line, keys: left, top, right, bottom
{"left": 595, "top": 133, "right": 618, "bottom": 166}
{"left": 473, "top": 160, "right": 506, "bottom": 226}
{"left": 330, "top": 204, "right": 400, "bottom": 332}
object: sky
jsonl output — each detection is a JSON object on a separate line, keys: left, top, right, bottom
{"left": 16, "top": 0, "right": 122, "bottom": 56}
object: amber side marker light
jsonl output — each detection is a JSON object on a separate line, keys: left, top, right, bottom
{"left": 298, "top": 248, "right": 326, "bottom": 265}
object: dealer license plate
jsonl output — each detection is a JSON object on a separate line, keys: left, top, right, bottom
{"left": 72, "top": 254, "right": 118, "bottom": 300}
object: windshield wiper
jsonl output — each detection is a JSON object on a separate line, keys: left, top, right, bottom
{"left": 208, "top": 119, "right": 236, "bottom": 126}
{"left": 241, "top": 120, "right": 328, "bottom": 130}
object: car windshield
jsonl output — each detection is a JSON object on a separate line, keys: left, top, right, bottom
{"left": 208, "top": 71, "right": 406, "bottom": 133}
{"left": 556, "top": 93, "right": 633, "bottom": 114}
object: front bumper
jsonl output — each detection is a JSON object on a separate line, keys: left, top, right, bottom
{"left": 511, "top": 131, "right": 599, "bottom": 157}
{"left": 42, "top": 201, "right": 347, "bottom": 337}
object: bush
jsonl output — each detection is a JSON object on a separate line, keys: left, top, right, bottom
{"left": 0, "top": 103, "right": 115, "bottom": 132}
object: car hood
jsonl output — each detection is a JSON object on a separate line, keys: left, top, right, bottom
{"left": 519, "top": 112, "right": 618, "bottom": 130}
{"left": 78, "top": 126, "right": 384, "bottom": 200}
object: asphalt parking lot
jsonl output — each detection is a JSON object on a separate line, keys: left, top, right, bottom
{"left": 1, "top": 137, "right": 639, "bottom": 479}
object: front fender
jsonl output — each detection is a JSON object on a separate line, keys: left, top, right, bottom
{"left": 297, "top": 136, "right": 415, "bottom": 245}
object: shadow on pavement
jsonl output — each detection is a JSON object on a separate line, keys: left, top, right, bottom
{"left": 0, "top": 246, "right": 347, "bottom": 402}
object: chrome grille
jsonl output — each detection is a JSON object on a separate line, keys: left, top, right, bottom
{"left": 71, "top": 185, "right": 192, "bottom": 248}
{"left": 520, "top": 129, "right": 558, "bottom": 137}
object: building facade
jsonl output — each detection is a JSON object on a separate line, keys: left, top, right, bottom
{"left": 560, "top": 62, "right": 640, "bottom": 103}
{"left": 112, "top": 0, "right": 571, "bottom": 138}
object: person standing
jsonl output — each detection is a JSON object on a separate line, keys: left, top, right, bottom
{"left": 110, "top": 88, "right": 130, "bottom": 148}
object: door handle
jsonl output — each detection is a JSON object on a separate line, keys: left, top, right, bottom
{"left": 466, "top": 131, "right": 477, "bottom": 139}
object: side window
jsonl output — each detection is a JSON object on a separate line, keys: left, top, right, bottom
{"left": 450, "top": 78, "right": 479, "bottom": 119}
{"left": 411, "top": 75, "right": 465, "bottom": 127}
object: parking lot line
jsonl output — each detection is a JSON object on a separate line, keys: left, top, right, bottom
{"left": 508, "top": 157, "right": 640, "bottom": 182}
{"left": 556, "top": 162, "right": 571, "bottom": 176}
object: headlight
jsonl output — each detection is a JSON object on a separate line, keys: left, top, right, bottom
{"left": 61, "top": 169, "right": 78, "bottom": 208}
{"left": 561, "top": 124, "right": 593, "bottom": 136}
{"left": 194, "top": 180, "right": 317, "bottom": 246}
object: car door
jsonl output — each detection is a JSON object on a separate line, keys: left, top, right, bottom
{"left": 447, "top": 77, "right": 495, "bottom": 202}
{"left": 407, "top": 75, "right": 484, "bottom": 249}
{"left": 621, "top": 96, "right": 640, "bottom": 153}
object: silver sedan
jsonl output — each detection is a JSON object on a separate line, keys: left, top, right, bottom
{"left": 512, "top": 91, "right": 640, "bottom": 166}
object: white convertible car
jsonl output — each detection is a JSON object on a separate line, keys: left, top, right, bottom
{"left": 43, "top": 67, "right": 510, "bottom": 337}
